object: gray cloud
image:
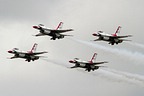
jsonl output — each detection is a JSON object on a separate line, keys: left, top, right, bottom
{"left": 1, "top": 0, "right": 144, "bottom": 96}
{"left": 0, "top": 0, "right": 60, "bottom": 21}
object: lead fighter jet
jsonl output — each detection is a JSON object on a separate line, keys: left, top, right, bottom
{"left": 33, "top": 22, "right": 73, "bottom": 40}
{"left": 92, "top": 26, "right": 132, "bottom": 45}
{"left": 69, "top": 53, "right": 108, "bottom": 72}
{"left": 8, "top": 43, "right": 48, "bottom": 62}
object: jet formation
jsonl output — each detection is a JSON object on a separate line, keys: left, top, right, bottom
{"left": 8, "top": 22, "right": 132, "bottom": 72}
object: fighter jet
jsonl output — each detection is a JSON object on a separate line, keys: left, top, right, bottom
{"left": 92, "top": 26, "right": 132, "bottom": 45}
{"left": 69, "top": 53, "right": 108, "bottom": 72}
{"left": 8, "top": 43, "right": 47, "bottom": 62}
{"left": 33, "top": 22, "right": 73, "bottom": 40}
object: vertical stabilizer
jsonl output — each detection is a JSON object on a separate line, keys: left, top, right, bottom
{"left": 56, "top": 22, "right": 63, "bottom": 30}
{"left": 89, "top": 53, "right": 97, "bottom": 63}
{"left": 112, "top": 26, "right": 122, "bottom": 36}
{"left": 29, "top": 43, "right": 38, "bottom": 53}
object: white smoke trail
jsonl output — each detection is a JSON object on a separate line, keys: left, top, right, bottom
{"left": 81, "top": 68, "right": 144, "bottom": 87}
{"left": 104, "top": 68, "right": 144, "bottom": 83}
{"left": 126, "top": 41, "right": 144, "bottom": 49}
{"left": 70, "top": 38, "right": 144, "bottom": 63}
{"left": 41, "top": 58, "right": 71, "bottom": 68}
{"left": 94, "top": 68, "right": 144, "bottom": 87}
{"left": 42, "top": 58, "right": 144, "bottom": 87}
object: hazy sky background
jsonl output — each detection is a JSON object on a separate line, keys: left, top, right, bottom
{"left": 0, "top": 0, "right": 144, "bottom": 96}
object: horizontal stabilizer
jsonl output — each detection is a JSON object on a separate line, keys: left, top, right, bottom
{"left": 95, "top": 66, "right": 107, "bottom": 68}
{"left": 7, "top": 56, "right": 18, "bottom": 59}
{"left": 62, "top": 34, "right": 73, "bottom": 37}
{"left": 121, "top": 39, "right": 132, "bottom": 41}
{"left": 93, "top": 61, "right": 108, "bottom": 65}
{"left": 32, "top": 51, "right": 48, "bottom": 55}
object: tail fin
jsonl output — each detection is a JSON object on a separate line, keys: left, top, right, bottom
{"left": 56, "top": 22, "right": 63, "bottom": 30}
{"left": 112, "top": 26, "right": 122, "bottom": 36}
{"left": 29, "top": 43, "right": 38, "bottom": 53}
{"left": 90, "top": 53, "right": 97, "bottom": 63}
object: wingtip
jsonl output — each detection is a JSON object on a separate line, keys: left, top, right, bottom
{"left": 128, "top": 35, "right": 132, "bottom": 37}
{"left": 104, "top": 61, "right": 108, "bottom": 63}
{"left": 32, "top": 35, "right": 37, "bottom": 37}
{"left": 44, "top": 51, "right": 48, "bottom": 53}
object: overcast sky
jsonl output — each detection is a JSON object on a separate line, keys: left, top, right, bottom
{"left": 0, "top": 0, "right": 144, "bottom": 96}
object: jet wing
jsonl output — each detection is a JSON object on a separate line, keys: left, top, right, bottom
{"left": 82, "top": 61, "right": 108, "bottom": 65}
{"left": 110, "top": 35, "right": 132, "bottom": 38}
{"left": 60, "top": 34, "right": 73, "bottom": 37}
{"left": 92, "top": 61, "right": 108, "bottom": 65}
{"left": 100, "top": 34, "right": 132, "bottom": 38}
{"left": 51, "top": 29, "right": 73, "bottom": 33}
{"left": 26, "top": 51, "right": 48, "bottom": 55}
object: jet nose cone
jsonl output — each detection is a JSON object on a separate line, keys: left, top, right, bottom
{"left": 8, "top": 50, "right": 13, "bottom": 53}
{"left": 69, "top": 60, "right": 74, "bottom": 63}
{"left": 33, "top": 26, "right": 39, "bottom": 29}
{"left": 92, "top": 33, "right": 97, "bottom": 36}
